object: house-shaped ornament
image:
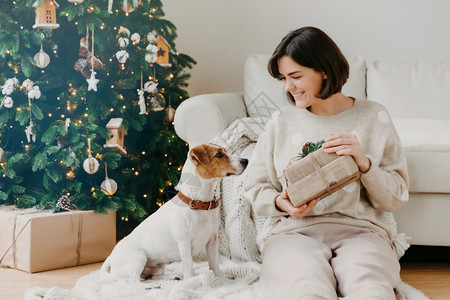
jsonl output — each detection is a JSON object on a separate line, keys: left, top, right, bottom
{"left": 155, "top": 35, "right": 171, "bottom": 66}
{"left": 104, "top": 118, "right": 127, "bottom": 155}
{"left": 33, "top": 0, "right": 60, "bottom": 29}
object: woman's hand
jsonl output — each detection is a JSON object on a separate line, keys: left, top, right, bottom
{"left": 322, "top": 133, "right": 371, "bottom": 173}
{"left": 275, "top": 191, "right": 319, "bottom": 219}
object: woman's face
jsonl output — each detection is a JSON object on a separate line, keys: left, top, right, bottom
{"left": 277, "top": 55, "right": 326, "bottom": 109}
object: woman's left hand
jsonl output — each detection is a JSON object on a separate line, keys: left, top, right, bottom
{"left": 322, "top": 133, "right": 371, "bottom": 173}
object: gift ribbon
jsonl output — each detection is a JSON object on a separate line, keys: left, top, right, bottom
{"left": 310, "top": 152, "right": 333, "bottom": 194}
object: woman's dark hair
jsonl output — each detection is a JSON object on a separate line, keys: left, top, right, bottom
{"left": 268, "top": 26, "right": 349, "bottom": 103}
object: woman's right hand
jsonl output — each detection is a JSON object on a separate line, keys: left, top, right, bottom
{"left": 275, "top": 191, "right": 319, "bottom": 220}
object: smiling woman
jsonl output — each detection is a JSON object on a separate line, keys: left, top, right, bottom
{"left": 244, "top": 26, "right": 410, "bottom": 299}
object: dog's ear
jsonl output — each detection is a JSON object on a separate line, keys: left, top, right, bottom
{"left": 189, "top": 145, "right": 211, "bottom": 165}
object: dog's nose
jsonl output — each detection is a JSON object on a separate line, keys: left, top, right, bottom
{"left": 240, "top": 158, "right": 249, "bottom": 167}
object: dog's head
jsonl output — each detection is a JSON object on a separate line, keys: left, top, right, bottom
{"left": 189, "top": 144, "right": 248, "bottom": 179}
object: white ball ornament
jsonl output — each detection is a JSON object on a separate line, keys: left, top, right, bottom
{"left": 68, "top": 0, "right": 85, "bottom": 3}
{"left": 34, "top": 50, "right": 50, "bottom": 68}
{"left": 83, "top": 138, "right": 99, "bottom": 174}
{"left": 83, "top": 156, "right": 100, "bottom": 174}
{"left": 0, "top": 147, "right": 4, "bottom": 162}
{"left": 101, "top": 177, "right": 118, "bottom": 196}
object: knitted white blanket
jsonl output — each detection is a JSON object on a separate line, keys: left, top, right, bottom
{"left": 25, "top": 118, "right": 428, "bottom": 300}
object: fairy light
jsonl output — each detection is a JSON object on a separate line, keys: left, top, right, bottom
{"left": 143, "top": 194, "right": 148, "bottom": 198}
{"left": 134, "top": 171, "right": 139, "bottom": 176}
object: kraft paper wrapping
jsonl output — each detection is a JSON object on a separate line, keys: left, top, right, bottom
{"left": 0, "top": 206, "right": 116, "bottom": 273}
{"left": 284, "top": 148, "right": 360, "bottom": 207}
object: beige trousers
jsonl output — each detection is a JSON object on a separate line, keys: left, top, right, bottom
{"left": 259, "top": 223, "right": 400, "bottom": 300}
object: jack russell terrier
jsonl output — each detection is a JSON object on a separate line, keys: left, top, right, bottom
{"left": 101, "top": 144, "right": 248, "bottom": 281}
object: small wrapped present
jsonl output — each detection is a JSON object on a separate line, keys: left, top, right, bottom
{"left": 284, "top": 147, "right": 360, "bottom": 207}
{"left": 0, "top": 206, "right": 116, "bottom": 273}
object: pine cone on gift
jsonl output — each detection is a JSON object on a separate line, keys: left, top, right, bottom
{"left": 55, "top": 195, "right": 76, "bottom": 212}
{"left": 300, "top": 140, "right": 325, "bottom": 158}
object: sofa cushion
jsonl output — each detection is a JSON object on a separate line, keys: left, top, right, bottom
{"left": 367, "top": 61, "right": 450, "bottom": 120}
{"left": 393, "top": 118, "right": 450, "bottom": 148}
{"left": 244, "top": 54, "right": 367, "bottom": 119}
{"left": 404, "top": 145, "right": 450, "bottom": 193}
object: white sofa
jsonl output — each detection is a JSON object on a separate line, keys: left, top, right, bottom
{"left": 174, "top": 54, "right": 450, "bottom": 247}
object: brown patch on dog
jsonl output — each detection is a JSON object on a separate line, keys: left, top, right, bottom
{"left": 190, "top": 144, "right": 240, "bottom": 179}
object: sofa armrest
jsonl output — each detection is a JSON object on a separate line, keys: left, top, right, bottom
{"left": 174, "top": 92, "right": 247, "bottom": 147}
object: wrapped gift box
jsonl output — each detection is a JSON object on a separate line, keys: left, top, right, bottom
{"left": 0, "top": 206, "right": 116, "bottom": 273}
{"left": 284, "top": 148, "right": 360, "bottom": 207}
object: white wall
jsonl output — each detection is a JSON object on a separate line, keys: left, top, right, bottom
{"left": 163, "top": 0, "right": 450, "bottom": 97}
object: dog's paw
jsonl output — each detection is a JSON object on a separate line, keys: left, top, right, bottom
{"left": 214, "top": 270, "right": 231, "bottom": 279}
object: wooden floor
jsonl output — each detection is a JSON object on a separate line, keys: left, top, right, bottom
{"left": 1, "top": 261, "right": 450, "bottom": 299}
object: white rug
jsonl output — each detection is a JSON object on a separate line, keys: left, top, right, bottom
{"left": 25, "top": 258, "right": 429, "bottom": 300}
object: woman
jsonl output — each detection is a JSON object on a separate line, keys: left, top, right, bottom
{"left": 244, "top": 27, "right": 409, "bottom": 300}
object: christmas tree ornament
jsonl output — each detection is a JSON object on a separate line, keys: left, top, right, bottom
{"left": 138, "top": 89, "right": 146, "bottom": 114}
{"left": 1, "top": 97, "right": 13, "bottom": 108}
{"left": 115, "top": 50, "right": 129, "bottom": 64}
{"left": 32, "top": 0, "right": 60, "bottom": 29}
{"left": 75, "top": 30, "right": 104, "bottom": 79}
{"left": 122, "top": 0, "right": 141, "bottom": 13}
{"left": 145, "top": 53, "right": 157, "bottom": 64}
{"left": 34, "top": 46, "right": 51, "bottom": 68}
{"left": 144, "top": 80, "right": 158, "bottom": 93}
{"left": 149, "top": 92, "right": 166, "bottom": 112}
{"left": 68, "top": 0, "right": 85, "bottom": 4}
{"left": 83, "top": 138, "right": 100, "bottom": 174}
{"left": 146, "top": 31, "right": 156, "bottom": 43}
{"left": 164, "top": 95, "right": 175, "bottom": 123}
{"left": 118, "top": 37, "right": 129, "bottom": 49}
{"left": 118, "top": 27, "right": 131, "bottom": 38}
{"left": 28, "top": 85, "right": 41, "bottom": 99}
{"left": 101, "top": 163, "right": 118, "bottom": 196}
{"left": 55, "top": 195, "right": 76, "bottom": 212}
{"left": 25, "top": 120, "right": 36, "bottom": 143}
{"left": 0, "top": 147, "right": 4, "bottom": 162}
{"left": 131, "top": 33, "right": 140, "bottom": 44}
{"left": 87, "top": 71, "right": 99, "bottom": 91}
{"left": 164, "top": 104, "right": 176, "bottom": 123}
{"left": 155, "top": 35, "right": 171, "bottom": 66}
{"left": 22, "top": 79, "right": 34, "bottom": 90}
{"left": 138, "top": 71, "right": 146, "bottom": 115}
{"left": 86, "top": 27, "right": 100, "bottom": 91}
{"left": 104, "top": 118, "right": 127, "bottom": 155}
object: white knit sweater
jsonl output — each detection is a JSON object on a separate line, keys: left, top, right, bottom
{"left": 244, "top": 99, "right": 409, "bottom": 249}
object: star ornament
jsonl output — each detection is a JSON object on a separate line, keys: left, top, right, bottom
{"left": 87, "top": 71, "right": 99, "bottom": 92}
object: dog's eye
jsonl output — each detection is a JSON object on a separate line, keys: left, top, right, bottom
{"left": 215, "top": 152, "right": 224, "bottom": 158}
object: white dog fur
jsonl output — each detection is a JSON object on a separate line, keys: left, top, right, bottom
{"left": 101, "top": 144, "right": 248, "bottom": 281}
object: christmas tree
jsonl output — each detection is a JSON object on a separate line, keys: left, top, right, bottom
{"left": 0, "top": 0, "right": 195, "bottom": 229}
